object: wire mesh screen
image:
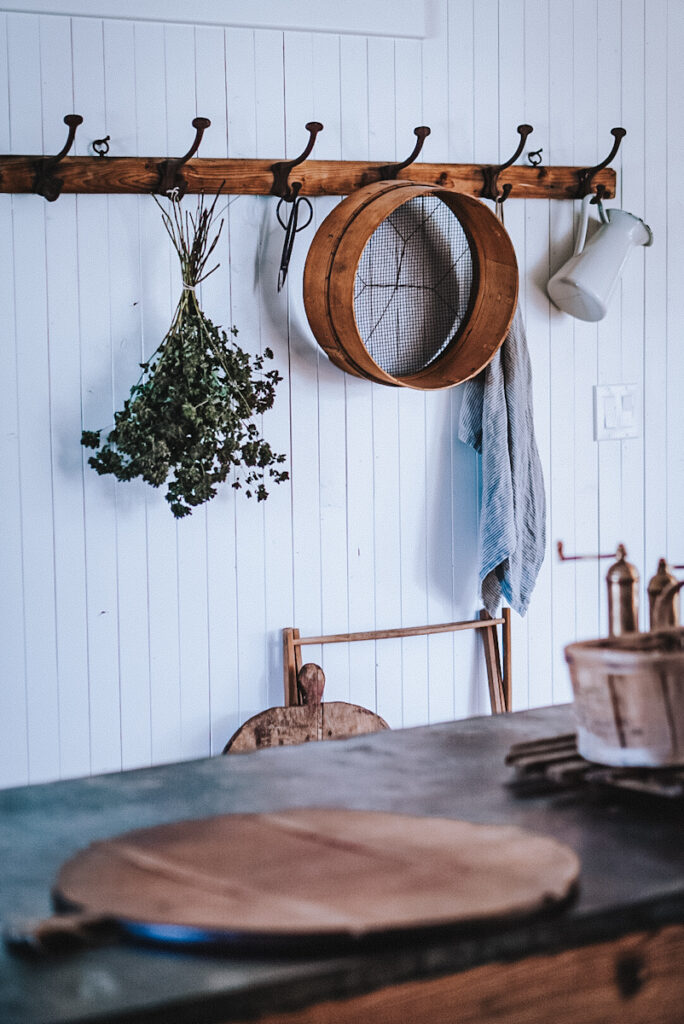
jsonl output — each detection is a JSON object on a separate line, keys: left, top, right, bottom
{"left": 353, "top": 195, "right": 473, "bottom": 378}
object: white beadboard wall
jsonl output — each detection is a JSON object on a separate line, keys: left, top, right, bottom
{"left": 0, "top": 0, "right": 681, "bottom": 790}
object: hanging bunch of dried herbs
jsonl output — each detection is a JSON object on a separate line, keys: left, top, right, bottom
{"left": 81, "top": 192, "right": 288, "bottom": 518}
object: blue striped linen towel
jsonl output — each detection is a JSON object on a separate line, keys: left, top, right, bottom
{"left": 457, "top": 306, "right": 546, "bottom": 617}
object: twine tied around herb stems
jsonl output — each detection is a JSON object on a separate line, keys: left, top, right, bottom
{"left": 81, "top": 189, "right": 288, "bottom": 518}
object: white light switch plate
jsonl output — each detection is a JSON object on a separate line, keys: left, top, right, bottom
{"left": 594, "top": 384, "right": 640, "bottom": 441}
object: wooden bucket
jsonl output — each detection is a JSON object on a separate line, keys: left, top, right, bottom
{"left": 564, "top": 629, "right": 684, "bottom": 767}
{"left": 303, "top": 180, "right": 518, "bottom": 390}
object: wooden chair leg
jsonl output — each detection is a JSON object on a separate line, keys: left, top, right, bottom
{"left": 502, "top": 606, "right": 512, "bottom": 712}
{"left": 283, "top": 628, "right": 301, "bottom": 707}
{"left": 479, "top": 611, "right": 506, "bottom": 715}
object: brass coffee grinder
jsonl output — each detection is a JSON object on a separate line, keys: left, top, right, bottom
{"left": 557, "top": 541, "right": 683, "bottom": 635}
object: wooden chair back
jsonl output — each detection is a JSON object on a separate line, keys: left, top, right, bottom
{"left": 283, "top": 609, "right": 511, "bottom": 715}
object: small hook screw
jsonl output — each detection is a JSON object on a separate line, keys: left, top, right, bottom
{"left": 92, "top": 135, "right": 110, "bottom": 158}
{"left": 528, "top": 148, "right": 543, "bottom": 167}
{"left": 91, "top": 137, "right": 110, "bottom": 158}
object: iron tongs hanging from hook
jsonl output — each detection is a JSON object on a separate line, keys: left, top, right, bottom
{"left": 271, "top": 121, "right": 322, "bottom": 291}
{"left": 276, "top": 184, "right": 313, "bottom": 291}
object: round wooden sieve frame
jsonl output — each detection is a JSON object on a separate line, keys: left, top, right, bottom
{"left": 303, "top": 180, "right": 519, "bottom": 390}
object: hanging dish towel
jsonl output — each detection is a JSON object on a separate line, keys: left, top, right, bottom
{"left": 457, "top": 306, "right": 546, "bottom": 616}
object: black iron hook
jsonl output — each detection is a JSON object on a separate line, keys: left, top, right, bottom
{"left": 156, "top": 116, "right": 211, "bottom": 198}
{"left": 481, "top": 123, "right": 534, "bottom": 203}
{"left": 527, "top": 147, "right": 543, "bottom": 167}
{"left": 575, "top": 127, "right": 626, "bottom": 201}
{"left": 33, "top": 113, "right": 83, "bottom": 201}
{"left": 378, "top": 126, "right": 431, "bottom": 180}
{"left": 270, "top": 121, "right": 324, "bottom": 202}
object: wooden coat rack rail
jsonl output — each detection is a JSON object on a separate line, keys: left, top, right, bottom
{"left": 0, "top": 117, "right": 623, "bottom": 203}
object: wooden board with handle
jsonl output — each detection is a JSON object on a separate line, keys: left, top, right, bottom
{"left": 9, "top": 808, "right": 580, "bottom": 954}
{"left": 223, "top": 663, "right": 389, "bottom": 754}
{"left": 223, "top": 702, "right": 388, "bottom": 753}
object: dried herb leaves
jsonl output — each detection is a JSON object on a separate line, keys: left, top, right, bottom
{"left": 81, "top": 192, "right": 288, "bottom": 518}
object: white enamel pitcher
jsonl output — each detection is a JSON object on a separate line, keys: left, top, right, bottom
{"left": 547, "top": 194, "right": 652, "bottom": 321}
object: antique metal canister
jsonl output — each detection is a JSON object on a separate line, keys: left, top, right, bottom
{"left": 606, "top": 544, "right": 639, "bottom": 636}
{"left": 647, "top": 558, "right": 679, "bottom": 629}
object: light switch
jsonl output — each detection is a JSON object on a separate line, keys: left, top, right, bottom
{"left": 621, "top": 391, "right": 634, "bottom": 426}
{"left": 603, "top": 395, "right": 617, "bottom": 429}
{"left": 594, "top": 384, "right": 640, "bottom": 441}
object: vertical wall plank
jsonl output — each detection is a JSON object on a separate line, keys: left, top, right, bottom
{"left": 225, "top": 27, "right": 269, "bottom": 728}
{"left": 309, "top": 33, "right": 351, "bottom": 705}
{"left": 643, "top": 0, "right": 669, "bottom": 590}
{"left": 521, "top": 0, "right": 553, "bottom": 710}
{"left": 201, "top": 26, "right": 245, "bottom": 751}
{"left": 195, "top": 24, "right": 239, "bottom": 750}
{"left": 446, "top": 0, "right": 481, "bottom": 719}
{"left": 498, "top": 0, "right": 531, "bottom": 709}
{"left": 394, "top": 35, "right": 430, "bottom": 728}
{"left": 40, "top": 14, "right": 92, "bottom": 780}
{"left": 283, "top": 32, "right": 325, "bottom": 669}
{"left": 571, "top": 0, "right": 600, "bottom": 652}
{"left": 472, "top": 0, "right": 499, "bottom": 165}
{"left": 72, "top": 16, "right": 123, "bottom": 775}
{"left": 595, "top": 0, "right": 624, "bottom": 637}
{"left": 421, "top": 1, "right": 458, "bottom": 725}
{"left": 101, "top": 18, "right": 153, "bottom": 772}
{"left": 367, "top": 35, "right": 403, "bottom": 728}
{"left": 9, "top": 13, "right": 61, "bottom": 783}
{"left": 666, "top": 0, "right": 684, "bottom": 563}
{"left": 340, "top": 34, "right": 377, "bottom": 715}
{"left": 160, "top": 22, "right": 212, "bottom": 764}
{"left": 620, "top": 0, "right": 647, "bottom": 622}
{"left": 133, "top": 20, "right": 181, "bottom": 766}
{"left": 253, "top": 28, "right": 294, "bottom": 712}
{"left": 0, "top": 13, "right": 30, "bottom": 788}
{"left": 547, "top": 0, "right": 577, "bottom": 702}
{"left": 469, "top": 0, "right": 502, "bottom": 716}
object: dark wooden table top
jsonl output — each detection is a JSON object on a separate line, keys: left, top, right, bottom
{"left": 1, "top": 704, "right": 682, "bottom": 1024}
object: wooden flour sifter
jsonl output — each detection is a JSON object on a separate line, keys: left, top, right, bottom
{"left": 303, "top": 180, "right": 518, "bottom": 389}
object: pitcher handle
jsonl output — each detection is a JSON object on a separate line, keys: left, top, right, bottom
{"left": 573, "top": 193, "right": 593, "bottom": 257}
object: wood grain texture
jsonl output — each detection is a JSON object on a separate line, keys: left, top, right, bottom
{"left": 1, "top": 705, "right": 682, "bottom": 1023}
{"left": 303, "top": 180, "right": 518, "bottom": 389}
{"left": 283, "top": 615, "right": 509, "bottom": 713}
{"left": 0, "top": 155, "right": 617, "bottom": 198}
{"left": 232, "top": 653, "right": 389, "bottom": 750}
{"left": 232, "top": 923, "right": 684, "bottom": 1024}
{"left": 48, "top": 808, "right": 579, "bottom": 942}
{"left": 479, "top": 610, "right": 506, "bottom": 713}
{"left": 222, "top": 701, "right": 388, "bottom": 752}
{"left": 292, "top": 616, "right": 505, "bottom": 645}
{"left": 564, "top": 628, "right": 684, "bottom": 766}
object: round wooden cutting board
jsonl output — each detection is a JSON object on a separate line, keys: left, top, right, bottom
{"left": 46, "top": 808, "right": 580, "bottom": 947}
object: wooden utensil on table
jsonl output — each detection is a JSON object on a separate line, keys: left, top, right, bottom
{"left": 223, "top": 663, "right": 388, "bottom": 753}
{"left": 5, "top": 808, "right": 580, "bottom": 955}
